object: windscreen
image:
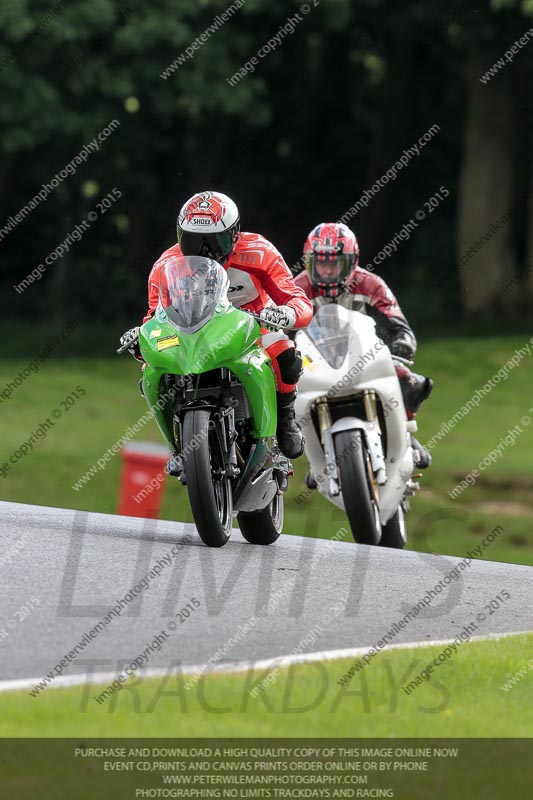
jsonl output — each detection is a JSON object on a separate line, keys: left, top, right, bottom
{"left": 159, "top": 256, "right": 229, "bottom": 333}
{"left": 306, "top": 303, "right": 351, "bottom": 368}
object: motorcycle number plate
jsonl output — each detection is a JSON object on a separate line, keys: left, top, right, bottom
{"left": 157, "top": 335, "right": 180, "bottom": 351}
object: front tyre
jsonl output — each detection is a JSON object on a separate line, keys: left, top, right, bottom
{"left": 335, "top": 429, "right": 382, "bottom": 545}
{"left": 380, "top": 506, "right": 407, "bottom": 549}
{"left": 182, "top": 409, "right": 232, "bottom": 547}
{"left": 237, "top": 491, "right": 283, "bottom": 545}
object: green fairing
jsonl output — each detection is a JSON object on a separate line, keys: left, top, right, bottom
{"left": 139, "top": 304, "right": 277, "bottom": 448}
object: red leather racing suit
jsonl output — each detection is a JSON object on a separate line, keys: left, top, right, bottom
{"left": 145, "top": 232, "right": 313, "bottom": 393}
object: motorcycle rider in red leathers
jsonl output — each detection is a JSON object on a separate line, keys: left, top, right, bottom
{"left": 296, "top": 222, "right": 433, "bottom": 469}
{"left": 120, "top": 191, "right": 312, "bottom": 468}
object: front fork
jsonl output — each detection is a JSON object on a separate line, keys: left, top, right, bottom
{"left": 172, "top": 369, "right": 241, "bottom": 484}
{"left": 316, "top": 397, "right": 339, "bottom": 496}
{"left": 219, "top": 368, "right": 239, "bottom": 478}
{"left": 315, "top": 390, "right": 386, "bottom": 497}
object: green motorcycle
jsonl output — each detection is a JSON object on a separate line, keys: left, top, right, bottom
{"left": 118, "top": 255, "right": 291, "bottom": 547}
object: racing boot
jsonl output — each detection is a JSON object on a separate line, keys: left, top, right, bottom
{"left": 167, "top": 452, "right": 183, "bottom": 477}
{"left": 305, "top": 471, "right": 317, "bottom": 490}
{"left": 398, "top": 372, "right": 434, "bottom": 415}
{"left": 411, "top": 436, "right": 432, "bottom": 469}
{"left": 276, "top": 391, "right": 304, "bottom": 459}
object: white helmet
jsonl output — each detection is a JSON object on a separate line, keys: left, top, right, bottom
{"left": 177, "top": 191, "right": 240, "bottom": 264}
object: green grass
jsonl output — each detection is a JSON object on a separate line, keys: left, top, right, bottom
{"left": 2, "top": 631, "right": 531, "bottom": 797}
{"left": 1, "top": 335, "right": 533, "bottom": 564}
{"left": 4, "top": 633, "right": 532, "bottom": 738}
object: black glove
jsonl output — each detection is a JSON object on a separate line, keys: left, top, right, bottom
{"left": 120, "top": 327, "right": 142, "bottom": 359}
{"left": 390, "top": 338, "right": 415, "bottom": 359}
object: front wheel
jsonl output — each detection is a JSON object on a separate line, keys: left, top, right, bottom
{"left": 237, "top": 491, "right": 283, "bottom": 545}
{"left": 335, "top": 429, "right": 382, "bottom": 545}
{"left": 182, "top": 409, "right": 232, "bottom": 547}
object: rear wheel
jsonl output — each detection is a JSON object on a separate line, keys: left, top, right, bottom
{"left": 335, "top": 429, "right": 381, "bottom": 545}
{"left": 380, "top": 506, "right": 407, "bottom": 549}
{"left": 237, "top": 490, "right": 283, "bottom": 545}
{"left": 182, "top": 409, "right": 232, "bottom": 547}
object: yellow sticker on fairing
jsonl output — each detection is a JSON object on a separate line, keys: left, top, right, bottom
{"left": 150, "top": 329, "right": 162, "bottom": 339}
{"left": 157, "top": 335, "right": 180, "bottom": 351}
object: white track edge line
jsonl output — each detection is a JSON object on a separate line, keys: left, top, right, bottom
{"left": 1, "top": 630, "right": 527, "bottom": 695}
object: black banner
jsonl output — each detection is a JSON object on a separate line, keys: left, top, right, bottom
{"left": 0, "top": 739, "right": 531, "bottom": 799}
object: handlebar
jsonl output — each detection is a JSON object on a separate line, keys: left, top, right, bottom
{"left": 117, "top": 308, "right": 289, "bottom": 355}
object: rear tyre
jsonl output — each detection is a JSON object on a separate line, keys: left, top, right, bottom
{"left": 183, "top": 409, "right": 232, "bottom": 547}
{"left": 237, "top": 491, "right": 283, "bottom": 545}
{"left": 380, "top": 506, "right": 407, "bottom": 549}
{"left": 335, "top": 429, "right": 382, "bottom": 545}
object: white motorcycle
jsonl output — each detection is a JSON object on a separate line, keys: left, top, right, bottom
{"left": 294, "top": 303, "right": 420, "bottom": 548}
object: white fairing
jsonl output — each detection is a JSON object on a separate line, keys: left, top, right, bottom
{"left": 294, "top": 304, "right": 414, "bottom": 526}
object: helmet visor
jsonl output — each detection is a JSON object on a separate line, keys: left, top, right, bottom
{"left": 309, "top": 254, "right": 353, "bottom": 286}
{"left": 179, "top": 230, "right": 234, "bottom": 262}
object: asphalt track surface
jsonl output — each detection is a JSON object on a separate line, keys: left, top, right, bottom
{"left": 1, "top": 501, "right": 532, "bottom": 683}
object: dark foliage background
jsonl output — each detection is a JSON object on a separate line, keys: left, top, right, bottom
{"left": 1, "top": 0, "right": 532, "bottom": 340}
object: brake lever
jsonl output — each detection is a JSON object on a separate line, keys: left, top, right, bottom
{"left": 116, "top": 335, "right": 139, "bottom": 355}
{"left": 392, "top": 355, "right": 414, "bottom": 366}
